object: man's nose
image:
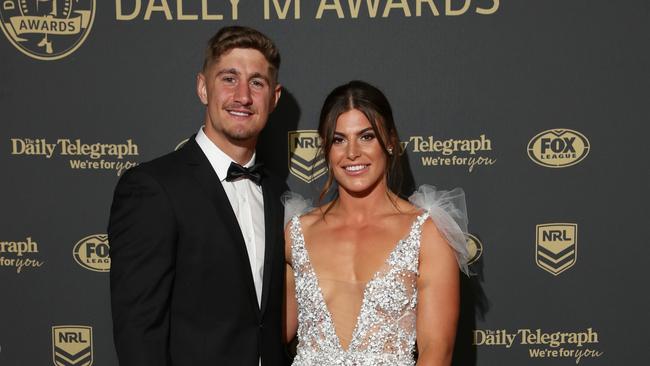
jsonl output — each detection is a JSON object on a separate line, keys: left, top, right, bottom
{"left": 234, "top": 82, "right": 252, "bottom": 105}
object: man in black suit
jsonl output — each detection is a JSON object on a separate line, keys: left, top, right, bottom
{"left": 108, "top": 26, "right": 288, "bottom": 366}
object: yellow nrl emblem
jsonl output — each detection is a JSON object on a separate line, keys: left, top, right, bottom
{"left": 0, "top": 0, "right": 95, "bottom": 60}
{"left": 536, "top": 223, "right": 577, "bottom": 276}
{"left": 52, "top": 326, "right": 93, "bottom": 366}
{"left": 288, "top": 130, "right": 326, "bottom": 183}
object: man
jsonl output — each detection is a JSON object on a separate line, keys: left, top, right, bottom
{"left": 108, "top": 26, "right": 288, "bottom": 366}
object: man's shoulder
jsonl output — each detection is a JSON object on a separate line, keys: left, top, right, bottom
{"left": 118, "top": 143, "right": 196, "bottom": 188}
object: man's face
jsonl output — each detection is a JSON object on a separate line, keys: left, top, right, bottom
{"left": 197, "top": 48, "right": 281, "bottom": 148}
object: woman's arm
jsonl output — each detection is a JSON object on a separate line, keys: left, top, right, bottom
{"left": 283, "top": 224, "right": 298, "bottom": 344}
{"left": 415, "top": 220, "right": 461, "bottom": 366}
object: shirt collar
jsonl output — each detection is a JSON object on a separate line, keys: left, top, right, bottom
{"left": 195, "top": 127, "right": 256, "bottom": 182}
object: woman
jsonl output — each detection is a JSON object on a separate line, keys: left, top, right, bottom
{"left": 283, "top": 81, "right": 469, "bottom": 366}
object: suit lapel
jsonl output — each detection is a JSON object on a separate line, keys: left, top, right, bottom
{"left": 259, "top": 175, "right": 279, "bottom": 316}
{"left": 182, "top": 137, "right": 261, "bottom": 316}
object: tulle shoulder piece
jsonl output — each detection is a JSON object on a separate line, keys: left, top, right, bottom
{"left": 409, "top": 185, "right": 471, "bottom": 276}
{"left": 281, "top": 191, "right": 314, "bottom": 227}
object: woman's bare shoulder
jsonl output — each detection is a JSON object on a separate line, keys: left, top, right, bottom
{"left": 297, "top": 203, "right": 331, "bottom": 229}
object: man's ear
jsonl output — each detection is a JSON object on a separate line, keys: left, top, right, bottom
{"left": 197, "top": 73, "right": 208, "bottom": 105}
{"left": 271, "top": 83, "right": 282, "bottom": 111}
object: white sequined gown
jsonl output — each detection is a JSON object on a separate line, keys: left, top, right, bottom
{"left": 284, "top": 185, "right": 470, "bottom": 366}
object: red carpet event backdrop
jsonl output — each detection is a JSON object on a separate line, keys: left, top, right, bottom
{"left": 1, "top": 1, "right": 648, "bottom": 365}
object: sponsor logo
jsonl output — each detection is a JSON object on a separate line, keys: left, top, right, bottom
{"left": 175, "top": 138, "right": 189, "bottom": 151}
{"left": 402, "top": 134, "right": 497, "bottom": 172}
{"left": 536, "top": 223, "right": 577, "bottom": 276}
{"left": 288, "top": 130, "right": 326, "bottom": 183}
{"left": 474, "top": 327, "right": 603, "bottom": 364}
{"left": 0, "top": 0, "right": 95, "bottom": 60}
{"left": 9, "top": 137, "right": 139, "bottom": 176}
{"left": 466, "top": 233, "right": 483, "bottom": 265}
{"left": 0, "top": 236, "right": 44, "bottom": 273}
{"left": 73, "top": 234, "right": 109, "bottom": 272}
{"left": 527, "top": 129, "right": 590, "bottom": 168}
{"left": 52, "top": 326, "right": 93, "bottom": 366}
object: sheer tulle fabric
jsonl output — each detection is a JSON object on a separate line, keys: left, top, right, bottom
{"left": 407, "top": 185, "right": 470, "bottom": 275}
{"left": 282, "top": 185, "right": 470, "bottom": 275}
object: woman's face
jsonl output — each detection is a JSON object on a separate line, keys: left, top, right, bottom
{"left": 329, "top": 108, "right": 389, "bottom": 195}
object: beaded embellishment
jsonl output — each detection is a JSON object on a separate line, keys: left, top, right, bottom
{"left": 289, "top": 212, "right": 430, "bottom": 366}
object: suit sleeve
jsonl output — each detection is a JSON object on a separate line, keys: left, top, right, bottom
{"left": 108, "top": 167, "right": 177, "bottom": 366}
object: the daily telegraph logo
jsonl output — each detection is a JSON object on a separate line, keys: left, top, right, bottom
{"left": 288, "top": 130, "right": 326, "bottom": 183}
{"left": 73, "top": 234, "right": 110, "bottom": 272}
{"left": 52, "top": 325, "right": 93, "bottom": 366}
{"left": 0, "top": 236, "right": 44, "bottom": 273}
{"left": 401, "top": 134, "right": 496, "bottom": 172}
{"left": 466, "top": 233, "right": 483, "bottom": 265}
{"left": 9, "top": 137, "right": 139, "bottom": 176}
{"left": 536, "top": 223, "right": 577, "bottom": 276}
{"left": 0, "top": 0, "right": 95, "bottom": 60}
{"left": 474, "top": 328, "right": 603, "bottom": 364}
{"left": 527, "top": 129, "right": 590, "bottom": 168}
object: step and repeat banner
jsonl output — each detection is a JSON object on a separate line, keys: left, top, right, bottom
{"left": 1, "top": 1, "right": 648, "bottom": 365}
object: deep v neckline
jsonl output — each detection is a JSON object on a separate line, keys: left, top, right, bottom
{"left": 293, "top": 211, "right": 428, "bottom": 353}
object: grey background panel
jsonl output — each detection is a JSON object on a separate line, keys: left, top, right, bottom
{"left": 1, "top": 1, "right": 648, "bottom": 365}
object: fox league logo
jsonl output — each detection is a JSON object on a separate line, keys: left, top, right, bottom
{"left": 175, "top": 138, "right": 189, "bottom": 151}
{"left": 52, "top": 326, "right": 93, "bottom": 366}
{"left": 288, "top": 130, "right": 326, "bottom": 183}
{"left": 73, "top": 234, "right": 110, "bottom": 272}
{"left": 466, "top": 233, "right": 483, "bottom": 265}
{"left": 527, "top": 129, "right": 589, "bottom": 168}
{"left": 0, "top": 0, "right": 95, "bottom": 60}
{"left": 536, "top": 223, "right": 577, "bottom": 275}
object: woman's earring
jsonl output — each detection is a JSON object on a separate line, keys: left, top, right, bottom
{"left": 387, "top": 147, "right": 394, "bottom": 155}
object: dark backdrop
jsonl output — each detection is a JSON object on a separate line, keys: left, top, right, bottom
{"left": 1, "top": 1, "right": 648, "bottom": 365}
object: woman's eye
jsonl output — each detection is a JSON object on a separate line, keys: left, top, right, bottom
{"left": 332, "top": 136, "right": 345, "bottom": 144}
{"left": 360, "top": 133, "right": 375, "bottom": 141}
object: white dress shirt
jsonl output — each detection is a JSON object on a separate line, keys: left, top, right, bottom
{"left": 195, "top": 128, "right": 265, "bottom": 306}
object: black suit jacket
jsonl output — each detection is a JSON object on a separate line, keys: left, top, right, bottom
{"left": 108, "top": 138, "right": 288, "bottom": 366}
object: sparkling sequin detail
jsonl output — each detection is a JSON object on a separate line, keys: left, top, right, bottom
{"left": 289, "top": 212, "right": 430, "bottom": 366}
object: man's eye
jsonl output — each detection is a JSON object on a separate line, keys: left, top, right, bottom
{"left": 222, "top": 76, "right": 236, "bottom": 83}
{"left": 251, "top": 79, "right": 265, "bottom": 88}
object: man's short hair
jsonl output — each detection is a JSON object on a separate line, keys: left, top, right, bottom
{"left": 203, "top": 26, "right": 281, "bottom": 81}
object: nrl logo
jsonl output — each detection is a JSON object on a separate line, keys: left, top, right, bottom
{"left": 0, "top": 0, "right": 95, "bottom": 60}
{"left": 536, "top": 223, "right": 577, "bottom": 276}
{"left": 52, "top": 325, "right": 93, "bottom": 366}
{"left": 288, "top": 130, "right": 326, "bottom": 183}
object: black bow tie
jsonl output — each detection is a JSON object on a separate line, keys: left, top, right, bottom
{"left": 225, "top": 162, "right": 263, "bottom": 185}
